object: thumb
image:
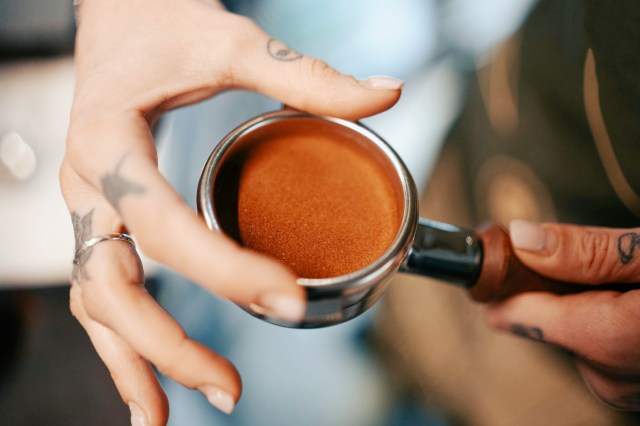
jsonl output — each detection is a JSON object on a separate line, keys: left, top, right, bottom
{"left": 232, "top": 36, "right": 402, "bottom": 120}
{"left": 508, "top": 220, "right": 640, "bottom": 284}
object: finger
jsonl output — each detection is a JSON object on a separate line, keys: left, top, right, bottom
{"left": 576, "top": 360, "right": 640, "bottom": 411}
{"left": 485, "top": 290, "right": 640, "bottom": 374}
{"left": 226, "top": 24, "right": 402, "bottom": 120}
{"left": 72, "top": 4, "right": 400, "bottom": 121}
{"left": 78, "top": 240, "right": 241, "bottom": 415}
{"left": 65, "top": 116, "right": 306, "bottom": 323}
{"left": 70, "top": 284, "right": 169, "bottom": 426}
{"left": 73, "top": 206, "right": 242, "bottom": 414}
{"left": 61, "top": 171, "right": 242, "bottom": 414}
{"left": 509, "top": 220, "right": 640, "bottom": 284}
{"left": 180, "top": 14, "right": 402, "bottom": 119}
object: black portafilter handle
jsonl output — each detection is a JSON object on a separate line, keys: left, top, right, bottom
{"left": 401, "top": 218, "right": 638, "bottom": 302}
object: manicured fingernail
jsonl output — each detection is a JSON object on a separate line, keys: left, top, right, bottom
{"left": 510, "top": 220, "right": 550, "bottom": 252}
{"left": 200, "top": 386, "right": 235, "bottom": 414}
{"left": 253, "top": 293, "right": 305, "bottom": 323}
{"left": 129, "top": 402, "right": 148, "bottom": 426}
{"left": 360, "top": 75, "right": 403, "bottom": 90}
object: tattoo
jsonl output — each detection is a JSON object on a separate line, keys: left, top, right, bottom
{"left": 618, "top": 232, "right": 640, "bottom": 264}
{"left": 100, "top": 154, "right": 145, "bottom": 210}
{"left": 510, "top": 324, "right": 545, "bottom": 342}
{"left": 71, "top": 209, "right": 94, "bottom": 282}
{"left": 267, "top": 38, "right": 302, "bottom": 62}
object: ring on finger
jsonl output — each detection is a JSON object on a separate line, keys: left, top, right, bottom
{"left": 74, "top": 233, "right": 135, "bottom": 264}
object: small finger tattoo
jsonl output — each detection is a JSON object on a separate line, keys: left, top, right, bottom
{"left": 101, "top": 154, "right": 145, "bottom": 210}
{"left": 510, "top": 324, "right": 545, "bottom": 342}
{"left": 618, "top": 232, "right": 640, "bottom": 265}
{"left": 71, "top": 209, "right": 94, "bottom": 282}
{"left": 267, "top": 38, "right": 302, "bottom": 62}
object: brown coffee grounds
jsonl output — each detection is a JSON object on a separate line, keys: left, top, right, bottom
{"left": 214, "top": 119, "right": 401, "bottom": 279}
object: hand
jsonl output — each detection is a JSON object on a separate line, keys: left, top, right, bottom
{"left": 61, "top": 0, "right": 402, "bottom": 424}
{"left": 486, "top": 220, "right": 640, "bottom": 411}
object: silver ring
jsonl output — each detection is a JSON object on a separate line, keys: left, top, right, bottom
{"left": 73, "top": 233, "right": 135, "bottom": 264}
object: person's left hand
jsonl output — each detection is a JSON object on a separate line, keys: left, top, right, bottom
{"left": 486, "top": 220, "right": 640, "bottom": 411}
{"left": 63, "top": 0, "right": 402, "bottom": 424}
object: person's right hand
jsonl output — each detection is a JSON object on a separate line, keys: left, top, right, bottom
{"left": 61, "top": 0, "right": 402, "bottom": 424}
{"left": 486, "top": 221, "right": 640, "bottom": 411}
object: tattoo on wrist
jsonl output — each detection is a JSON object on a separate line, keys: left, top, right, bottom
{"left": 618, "top": 232, "right": 640, "bottom": 264}
{"left": 101, "top": 154, "right": 145, "bottom": 210}
{"left": 71, "top": 209, "right": 94, "bottom": 282}
{"left": 267, "top": 38, "right": 302, "bottom": 62}
{"left": 510, "top": 324, "right": 545, "bottom": 342}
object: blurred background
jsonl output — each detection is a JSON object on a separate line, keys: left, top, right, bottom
{"left": 5, "top": 0, "right": 632, "bottom": 425}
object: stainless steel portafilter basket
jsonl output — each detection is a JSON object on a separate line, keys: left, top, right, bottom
{"left": 198, "top": 110, "right": 627, "bottom": 328}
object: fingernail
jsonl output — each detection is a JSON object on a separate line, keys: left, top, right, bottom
{"left": 254, "top": 293, "right": 305, "bottom": 323}
{"left": 200, "top": 385, "right": 235, "bottom": 414}
{"left": 510, "top": 220, "right": 550, "bottom": 252}
{"left": 360, "top": 75, "right": 404, "bottom": 90}
{"left": 129, "top": 402, "right": 148, "bottom": 426}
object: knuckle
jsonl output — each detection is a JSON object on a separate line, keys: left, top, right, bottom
{"left": 226, "top": 14, "right": 259, "bottom": 33}
{"left": 59, "top": 161, "right": 77, "bottom": 200}
{"left": 69, "top": 285, "right": 84, "bottom": 320}
{"left": 66, "top": 127, "right": 93, "bottom": 164}
{"left": 80, "top": 278, "right": 119, "bottom": 324}
{"left": 577, "top": 230, "right": 616, "bottom": 283}
{"left": 80, "top": 284, "right": 103, "bottom": 319}
{"left": 289, "top": 58, "right": 345, "bottom": 112}
{"left": 306, "top": 58, "right": 338, "bottom": 81}
{"left": 153, "top": 334, "right": 190, "bottom": 377}
{"left": 59, "top": 160, "right": 92, "bottom": 204}
{"left": 224, "top": 15, "right": 262, "bottom": 52}
{"left": 59, "top": 160, "right": 73, "bottom": 186}
{"left": 65, "top": 132, "right": 101, "bottom": 183}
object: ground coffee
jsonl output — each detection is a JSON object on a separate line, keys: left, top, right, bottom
{"left": 214, "top": 119, "right": 401, "bottom": 279}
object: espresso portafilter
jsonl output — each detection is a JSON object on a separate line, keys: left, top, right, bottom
{"left": 401, "top": 219, "right": 640, "bottom": 303}
{"left": 198, "top": 109, "right": 637, "bottom": 328}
